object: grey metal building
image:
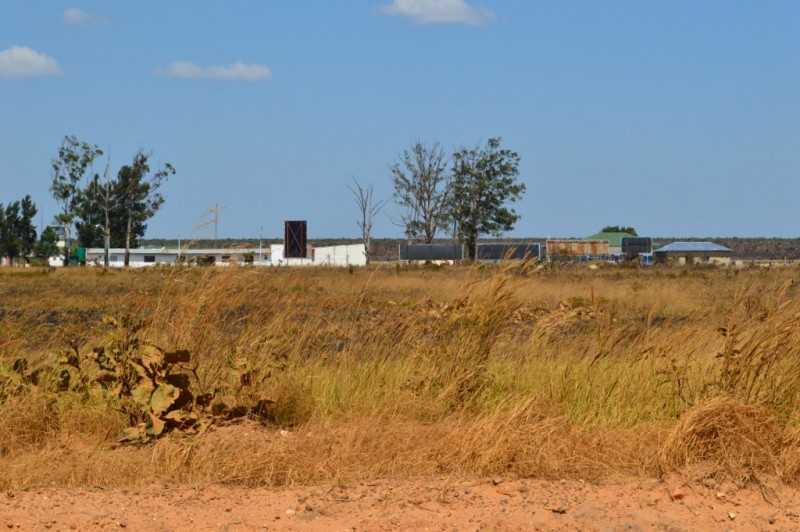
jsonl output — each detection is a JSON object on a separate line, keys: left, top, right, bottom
{"left": 653, "top": 242, "right": 733, "bottom": 264}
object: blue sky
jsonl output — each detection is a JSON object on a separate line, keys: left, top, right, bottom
{"left": 1, "top": 1, "right": 798, "bottom": 239}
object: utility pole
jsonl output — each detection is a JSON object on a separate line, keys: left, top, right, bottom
{"left": 259, "top": 226, "right": 263, "bottom": 264}
{"left": 214, "top": 202, "right": 218, "bottom": 249}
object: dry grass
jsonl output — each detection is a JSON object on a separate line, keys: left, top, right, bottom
{"left": 1, "top": 263, "right": 800, "bottom": 488}
{"left": 658, "top": 397, "right": 781, "bottom": 479}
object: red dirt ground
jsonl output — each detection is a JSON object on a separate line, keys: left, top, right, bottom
{"left": 2, "top": 474, "right": 798, "bottom": 531}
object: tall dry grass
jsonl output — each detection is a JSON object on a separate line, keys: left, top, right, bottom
{"left": 1, "top": 263, "right": 800, "bottom": 488}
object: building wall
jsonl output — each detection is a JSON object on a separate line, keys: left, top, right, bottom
{"left": 86, "top": 251, "right": 177, "bottom": 267}
{"left": 313, "top": 244, "right": 367, "bottom": 266}
{"left": 546, "top": 239, "right": 610, "bottom": 257}
{"left": 84, "top": 245, "right": 362, "bottom": 268}
{"left": 270, "top": 245, "right": 284, "bottom": 266}
{"left": 654, "top": 252, "right": 733, "bottom": 265}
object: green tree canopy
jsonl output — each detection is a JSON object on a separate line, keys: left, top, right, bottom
{"left": 601, "top": 225, "right": 638, "bottom": 236}
{"left": 0, "top": 195, "right": 38, "bottom": 265}
{"left": 450, "top": 138, "right": 525, "bottom": 260}
{"left": 64, "top": 146, "right": 175, "bottom": 267}
{"left": 50, "top": 135, "right": 103, "bottom": 262}
{"left": 35, "top": 226, "right": 60, "bottom": 260}
{"left": 74, "top": 174, "right": 107, "bottom": 248}
{"left": 114, "top": 150, "right": 175, "bottom": 265}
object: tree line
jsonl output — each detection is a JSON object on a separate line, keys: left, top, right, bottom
{"left": 8, "top": 134, "right": 521, "bottom": 266}
{"left": 0, "top": 135, "right": 174, "bottom": 266}
{"left": 0, "top": 195, "right": 48, "bottom": 266}
{"left": 351, "top": 137, "right": 526, "bottom": 261}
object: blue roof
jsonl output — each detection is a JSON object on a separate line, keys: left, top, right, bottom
{"left": 653, "top": 242, "right": 732, "bottom": 253}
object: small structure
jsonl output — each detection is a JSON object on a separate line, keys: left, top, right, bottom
{"left": 584, "top": 231, "right": 636, "bottom": 255}
{"left": 547, "top": 239, "right": 609, "bottom": 259}
{"left": 653, "top": 242, "right": 733, "bottom": 265}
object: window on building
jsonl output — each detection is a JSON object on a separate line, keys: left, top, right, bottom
{"left": 110, "top": 255, "right": 118, "bottom": 262}
{"left": 144, "top": 255, "right": 156, "bottom": 263}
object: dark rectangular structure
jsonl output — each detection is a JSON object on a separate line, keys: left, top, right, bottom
{"left": 284, "top": 220, "right": 307, "bottom": 259}
{"left": 621, "top": 237, "right": 652, "bottom": 254}
{"left": 476, "top": 243, "right": 540, "bottom": 261}
{"left": 399, "top": 244, "right": 464, "bottom": 261}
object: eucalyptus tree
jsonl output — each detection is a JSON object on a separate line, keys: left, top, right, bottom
{"left": 113, "top": 150, "right": 175, "bottom": 266}
{"left": 50, "top": 135, "right": 103, "bottom": 263}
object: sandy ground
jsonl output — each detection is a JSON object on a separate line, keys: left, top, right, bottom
{"left": 2, "top": 474, "right": 799, "bottom": 531}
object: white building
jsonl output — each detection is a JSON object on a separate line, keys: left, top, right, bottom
{"left": 85, "top": 247, "right": 269, "bottom": 267}
{"left": 85, "top": 243, "right": 367, "bottom": 268}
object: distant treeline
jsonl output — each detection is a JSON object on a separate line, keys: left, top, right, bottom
{"left": 140, "top": 237, "right": 800, "bottom": 261}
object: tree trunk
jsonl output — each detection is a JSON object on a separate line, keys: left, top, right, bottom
{"left": 64, "top": 225, "right": 71, "bottom": 267}
{"left": 124, "top": 214, "right": 132, "bottom": 267}
{"left": 467, "top": 240, "right": 477, "bottom": 261}
{"left": 104, "top": 203, "right": 110, "bottom": 268}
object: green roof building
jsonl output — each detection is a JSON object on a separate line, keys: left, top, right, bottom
{"left": 583, "top": 231, "right": 636, "bottom": 253}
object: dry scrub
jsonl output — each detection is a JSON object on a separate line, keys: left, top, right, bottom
{"left": 1, "top": 263, "right": 800, "bottom": 488}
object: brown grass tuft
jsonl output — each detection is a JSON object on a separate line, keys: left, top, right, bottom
{"left": 777, "top": 428, "right": 800, "bottom": 485}
{"left": 658, "top": 397, "right": 781, "bottom": 479}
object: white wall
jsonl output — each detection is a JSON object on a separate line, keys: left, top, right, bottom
{"left": 270, "top": 244, "right": 284, "bottom": 266}
{"left": 84, "top": 244, "right": 365, "bottom": 268}
{"left": 313, "top": 244, "right": 366, "bottom": 266}
{"left": 86, "top": 251, "right": 177, "bottom": 267}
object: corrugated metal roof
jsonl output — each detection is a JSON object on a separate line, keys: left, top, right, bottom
{"left": 653, "top": 242, "right": 732, "bottom": 253}
{"left": 584, "top": 232, "right": 636, "bottom": 247}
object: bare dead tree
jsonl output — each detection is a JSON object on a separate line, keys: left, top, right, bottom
{"left": 389, "top": 140, "right": 452, "bottom": 243}
{"left": 348, "top": 176, "right": 390, "bottom": 265}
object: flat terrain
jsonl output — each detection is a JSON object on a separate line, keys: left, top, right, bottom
{"left": 3, "top": 474, "right": 799, "bottom": 531}
{"left": 2, "top": 264, "right": 800, "bottom": 530}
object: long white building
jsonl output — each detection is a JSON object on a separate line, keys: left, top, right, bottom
{"left": 85, "top": 247, "right": 269, "bottom": 267}
{"left": 84, "top": 243, "right": 367, "bottom": 268}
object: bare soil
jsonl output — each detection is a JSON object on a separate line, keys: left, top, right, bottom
{"left": 2, "top": 474, "right": 798, "bottom": 531}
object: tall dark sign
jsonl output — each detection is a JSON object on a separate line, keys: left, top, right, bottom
{"left": 284, "top": 220, "right": 307, "bottom": 258}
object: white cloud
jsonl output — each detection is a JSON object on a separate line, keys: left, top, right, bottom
{"left": 380, "top": 0, "right": 495, "bottom": 26}
{"left": 155, "top": 60, "right": 273, "bottom": 82}
{"left": 0, "top": 46, "right": 63, "bottom": 79}
{"left": 62, "top": 8, "right": 110, "bottom": 27}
